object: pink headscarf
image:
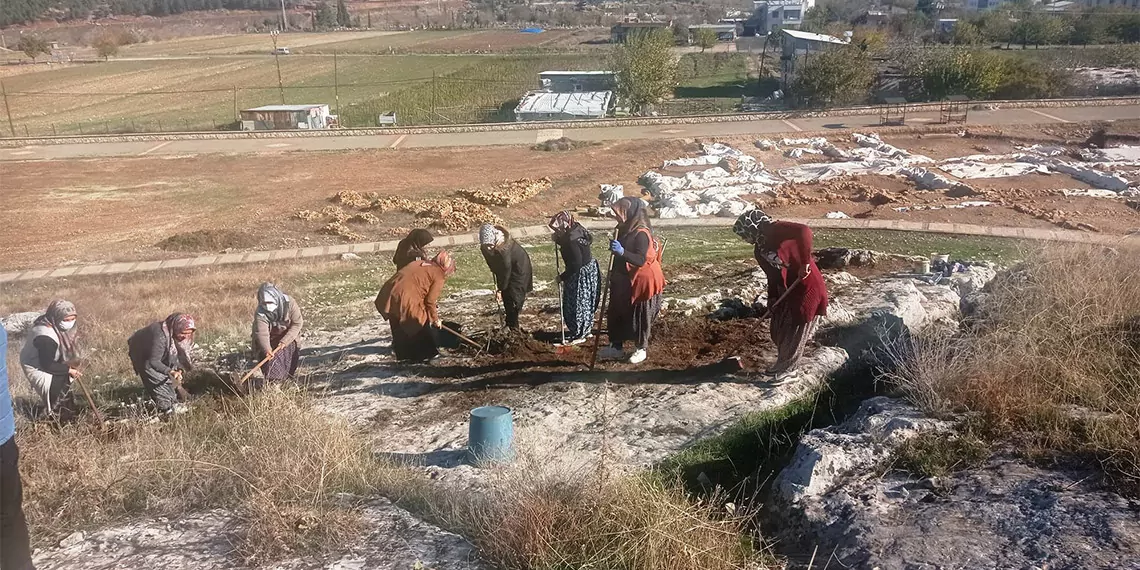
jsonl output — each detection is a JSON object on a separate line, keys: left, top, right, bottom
{"left": 430, "top": 250, "right": 456, "bottom": 276}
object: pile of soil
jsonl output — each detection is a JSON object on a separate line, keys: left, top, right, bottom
{"left": 649, "top": 316, "right": 774, "bottom": 371}
{"left": 532, "top": 137, "right": 593, "bottom": 152}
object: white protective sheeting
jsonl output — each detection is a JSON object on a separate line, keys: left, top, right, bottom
{"left": 825, "top": 211, "right": 850, "bottom": 219}
{"left": 1018, "top": 155, "right": 1133, "bottom": 192}
{"left": 938, "top": 161, "right": 1049, "bottom": 179}
{"left": 897, "top": 167, "right": 971, "bottom": 191}
{"left": 851, "top": 133, "right": 933, "bottom": 164}
{"left": 1079, "top": 146, "right": 1140, "bottom": 163}
{"left": 893, "top": 201, "right": 995, "bottom": 212}
{"left": 639, "top": 143, "right": 777, "bottom": 219}
{"left": 778, "top": 159, "right": 904, "bottom": 183}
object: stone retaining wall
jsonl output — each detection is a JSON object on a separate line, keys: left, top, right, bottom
{"left": 1, "top": 96, "right": 1135, "bottom": 148}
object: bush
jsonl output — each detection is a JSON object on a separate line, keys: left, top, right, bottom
{"left": 888, "top": 245, "right": 1140, "bottom": 495}
{"left": 890, "top": 432, "right": 990, "bottom": 478}
{"left": 790, "top": 45, "right": 875, "bottom": 108}
{"left": 993, "top": 57, "right": 1072, "bottom": 100}
{"left": 912, "top": 48, "right": 1004, "bottom": 101}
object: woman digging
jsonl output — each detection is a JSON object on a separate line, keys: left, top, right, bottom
{"left": 375, "top": 251, "right": 457, "bottom": 362}
{"left": 600, "top": 197, "right": 666, "bottom": 365}
{"left": 19, "top": 299, "right": 82, "bottom": 421}
{"left": 393, "top": 228, "right": 434, "bottom": 270}
{"left": 479, "top": 224, "right": 533, "bottom": 331}
{"left": 251, "top": 283, "right": 304, "bottom": 387}
{"left": 733, "top": 210, "right": 828, "bottom": 374}
{"left": 549, "top": 211, "right": 601, "bottom": 345}
{"left": 127, "top": 313, "right": 197, "bottom": 415}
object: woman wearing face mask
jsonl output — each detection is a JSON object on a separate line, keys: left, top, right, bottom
{"left": 251, "top": 283, "right": 304, "bottom": 385}
{"left": 128, "top": 313, "right": 196, "bottom": 415}
{"left": 600, "top": 197, "right": 666, "bottom": 365}
{"left": 479, "top": 224, "right": 533, "bottom": 330}
{"left": 19, "top": 299, "right": 82, "bottom": 420}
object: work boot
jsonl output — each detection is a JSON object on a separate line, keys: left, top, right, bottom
{"left": 628, "top": 349, "right": 647, "bottom": 364}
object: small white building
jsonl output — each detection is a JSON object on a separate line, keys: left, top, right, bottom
{"left": 753, "top": 0, "right": 816, "bottom": 34}
{"left": 239, "top": 104, "right": 333, "bottom": 131}
{"left": 514, "top": 91, "right": 613, "bottom": 122}
{"left": 964, "top": 0, "right": 1009, "bottom": 11}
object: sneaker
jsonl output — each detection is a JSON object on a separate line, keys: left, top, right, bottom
{"left": 628, "top": 349, "right": 647, "bottom": 364}
{"left": 598, "top": 346, "right": 625, "bottom": 361}
{"left": 568, "top": 337, "right": 588, "bottom": 346}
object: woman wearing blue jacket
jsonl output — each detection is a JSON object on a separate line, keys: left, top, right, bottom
{"left": 2, "top": 327, "right": 36, "bottom": 570}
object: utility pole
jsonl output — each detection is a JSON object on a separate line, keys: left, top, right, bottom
{"left": 334, "top": 52, "right": 340, "bottom": 119}
{"left": 1, "top": 81, "right": 14, "bottom": 137}
{"left": 233, "top": 85, "right": 239, "bottom": 123}
{"left": 280, "top": 0, "right": 289, "bottom": 31}
{"left": 271, "top": 30, "right": 285, "bottom": 104}
{"left": 431, "top": 70, "right": 437, "bottom": 124}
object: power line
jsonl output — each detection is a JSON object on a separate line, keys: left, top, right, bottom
{"left": 4, "top": 76, "right": 535, "bottom": 96}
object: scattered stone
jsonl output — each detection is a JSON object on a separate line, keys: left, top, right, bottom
{"left": 322, "top": 222, "right": 365, "bottom": 241}
{"left": 347, "top": 212, "right": 380, "bottom": 225}
{"left": 340, "top": 253, "right": 362, "bottom": 261}
{"left": 815, "top": 248, "right": 876, "bottom": 270}
{"left": 456, "top": 177, "right": 552, "bottom": 207}
{"left": 333, "top": 190, "right": 373, "bottom": 210}
{"left": 58, "top": 531, "right": 86, "bottom": 548}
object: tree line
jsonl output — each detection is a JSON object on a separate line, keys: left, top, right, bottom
{"left": 1, "top": 0, "right": 296, "bottom": 28}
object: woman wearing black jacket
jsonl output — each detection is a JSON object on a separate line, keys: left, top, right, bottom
{"left": 479, "top": 224, "right": 533, "bottom": 330}
{"left": 549, "top": 211, "right": 600, "bottom": 344}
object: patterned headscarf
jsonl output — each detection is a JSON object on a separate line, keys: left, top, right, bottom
{"left": 165, "top": 313, "right": 196, "bottom": 338}
{"left": 479, "top": 224, "right": 505, "bottom": 246}
{"left": 430, "top": 250, "right": 457, "bottom": 276}
{"left": 548, "top": 211, "right": 574, "bottom": 234}
{"left": 256, "top": 282, "right": 290, "bottom": 325}
{"left": 612, "top": 197, "right": 650, "bottom": 234}
{"left": 34, "top": 299, "right": 78, "bottom": 360}
{"left": 733, "top": 209, "right": 774, "bottom": 244}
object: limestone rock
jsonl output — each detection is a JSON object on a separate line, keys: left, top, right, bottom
{"left": 2, "top": 312, "right": 40, "bottom": 336}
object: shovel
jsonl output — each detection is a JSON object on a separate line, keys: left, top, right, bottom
{"left": 71, "top": 370, "right": 106, "bottom": 426}
{"left": 438, "top": 323, "right": 484, "bottom": 350}
{"left": 236, "top": 345, "right": 282, "bottom": 387}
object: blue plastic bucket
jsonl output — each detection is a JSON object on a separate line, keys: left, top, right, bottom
{"left": 468, "top": 405, "right": 515, "bottom": 465}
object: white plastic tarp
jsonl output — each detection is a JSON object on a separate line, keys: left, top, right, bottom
{"left": 897, "top": 167, "right": 968, "bottom": 191}
{"left": 938, "top": 161, "right": 1048, "bottom": 179}
{"left": 778, "top": 159, "right": 903, "bottom": 183}
{"left": 1079, "top": 146, "right": 1140, "bottom": 163}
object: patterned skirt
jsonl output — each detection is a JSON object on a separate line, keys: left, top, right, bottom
{"left": 262, "top": 329, "right": 300, "bottom": 381}
{"left": 562, "top": 259, "right": 601, "bottom": 340}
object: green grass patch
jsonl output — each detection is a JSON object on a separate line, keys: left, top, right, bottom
{"left": 889, "top": 432, "right": 990, "bottom": 478}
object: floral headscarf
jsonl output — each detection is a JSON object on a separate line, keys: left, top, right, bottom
{"left": 479, "top": 224, "right": 505, "bottom": 246}
{"left": 34, "top": 299, "right": 78, "bottom": 360}
{"left": 548, "top": 211, "right": 574, "bottom": 234}
{"left": 733, "top": 209, "right": 774, "bottom": 245}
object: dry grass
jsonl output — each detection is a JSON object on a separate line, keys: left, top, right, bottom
{"left": 18, "top": 387, "right": 388, "bottom": 562}
{"left": 889, "top": 244, "right": 1140, "bottom": 493}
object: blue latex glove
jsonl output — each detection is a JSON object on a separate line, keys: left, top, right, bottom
{"left": 610, "top": 240, "right": 624, "bottom": 256}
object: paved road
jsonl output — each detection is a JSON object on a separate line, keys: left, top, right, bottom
{"left": 2, "top": 104, "right": 1136, "bottom": 162}
{"left": 2, "top": 217, "right": 1132, "bottom": 284}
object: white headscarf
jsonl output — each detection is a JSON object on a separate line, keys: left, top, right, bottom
{"left": 479, "top": 224, "right": 505, "bottom": 246}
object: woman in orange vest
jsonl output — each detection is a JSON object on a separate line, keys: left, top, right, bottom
{"left": 600, "top": 197, "right": 666, "bottom": 365}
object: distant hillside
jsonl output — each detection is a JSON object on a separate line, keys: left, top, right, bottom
{"left": 1, "top": 0, "right": 300, "bottom": 28}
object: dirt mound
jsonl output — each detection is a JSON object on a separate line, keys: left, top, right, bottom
{"left": 347, "top": 212, "right": 380, "bottom": 225}
{"left": 321, "top": 222, "right": 365, "bottom": 241}
{"left": 533, "top": 137, "right": 592, "bottom": 152}
{"left": 156, "top": 230, "right": 258, "bottom": 252}
{"left": 651, "top": 316, "right": 774, "bottom": 370}
{"left": 332, "top": 190, "right": 373, "bottom": 209}
{"left": 482, "top": 328, "right": 553, "bottom": 359}
{"left": 456, "top": 177, "right": 553, "bottom": 207}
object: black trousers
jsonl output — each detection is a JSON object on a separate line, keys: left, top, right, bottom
{"left": 503, "top": 291, "right": 527, "bottom": 330}
{"left": 0, "top": 437, "right": 34, "bottom": 570}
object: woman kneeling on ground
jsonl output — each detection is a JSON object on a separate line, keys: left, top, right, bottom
{"left": 375, "top": 251, "right": 456, "bottom": 362}
{"left": 128, "top": 313, "right": 196, "bottom": 415}
{"left": 733, "top": 210, "right": 828, "bottom": 374}
{"left": 549, "top": 211, "right": 600, "bottom": 345}
{"left": 393, "top": 228, "right": 434, "bottom": 270}
{"left": 252, "top": 283, "right": 304, "bottom": 385}
{"left": 479, "top": 224, "right": 533, "bottom": 331}
{"left": 19, "top": 299, "right": 82, "bottom": 420}
{"left": 601, "top": 197, "right": 666, "bottom": 365}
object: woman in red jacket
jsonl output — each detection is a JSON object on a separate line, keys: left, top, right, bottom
{"left": 734, "top": 210, "right": 828, "bottom": 374}
{"left": 601, "top": 197, "right": 666, "bottom": 365}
